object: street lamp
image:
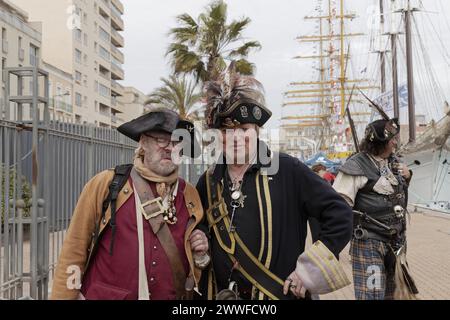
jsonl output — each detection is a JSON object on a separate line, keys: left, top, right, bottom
{"left": 52, "top": 91, "right": 70, "bottom": 121}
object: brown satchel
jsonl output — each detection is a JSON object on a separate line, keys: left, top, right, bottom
{"left": 131, "top": 168, "right": 190, "bottom": 299}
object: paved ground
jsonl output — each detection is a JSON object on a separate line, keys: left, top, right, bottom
{"left": 319, "top": 211, "right": 450, "bottom": 300}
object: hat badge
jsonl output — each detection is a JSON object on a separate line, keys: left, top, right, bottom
{"left": 240, "top": 105, "right": 249, "bottom": 118}
{"left": 253, "top": 106, "right": 262, "bottom": 120}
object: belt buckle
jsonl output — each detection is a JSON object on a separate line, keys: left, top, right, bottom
{"left": 140, "top": 197, "right": 165, "bottom": 220}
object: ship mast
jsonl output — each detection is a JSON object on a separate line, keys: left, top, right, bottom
{"left": 404, "top": 0, "right": 416, "bottom": 142}
{"left": 390, "top": 0, "right": 400, "bottom": 119}
{"left": 282, "top": 0, "right": 377, "bottom": 158}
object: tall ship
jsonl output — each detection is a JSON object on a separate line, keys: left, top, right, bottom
{"left": 281, "top": 0, "right": 450, "bottom": 213}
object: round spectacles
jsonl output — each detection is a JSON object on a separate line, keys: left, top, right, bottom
{"left": 144, "top": 134, "right": 180, "bottom": 148}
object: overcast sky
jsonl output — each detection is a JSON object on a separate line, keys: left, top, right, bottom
{"left": 121, "top": 0, "right": 450, "bottom": 128}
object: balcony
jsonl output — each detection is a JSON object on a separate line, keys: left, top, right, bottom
{"left": 110, "top": 45, "right": 124, "bottom": 64}
{"left": 111, "top": 113, "right": 118, "bottom": 124}
{"left": 111, "top": 0, "right": 124, "bottom": 14}
{"left": 110, "top": 8, "right": 124, "bottom": 31}
{"left": 110, "top": 28, "right": 124, "bottom": 48}
{"left": 111, "top": 62, "right": 124, "bottom": 80}
{"left": 111, "top": 80, "right": 124, "bottom": 96}
{"left": 99, "top": 107, "right": 111, "bottom": 117}
{"left": 98, "top": 0, "right": 110, "bottom": 18}
{"left": 49, "top": 98, "right": 73, "bottom": 113}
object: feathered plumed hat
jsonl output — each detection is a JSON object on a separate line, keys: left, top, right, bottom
{"left": 358, "top": 89, "right": 400, "bottom": 143}
{"left": 204, "top": 62, "right": 272, "bottom": 129}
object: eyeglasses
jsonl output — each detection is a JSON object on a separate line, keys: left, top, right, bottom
{"left": 144, "top": 134, "right": 180, "bottom": 149}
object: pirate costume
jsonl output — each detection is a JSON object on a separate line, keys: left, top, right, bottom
{"left": 196, "top": 64, "right": 353, "bottom": 300}
{"left": 51, "top": 108, "right": 208, "bottom": 300}
{"left": 334, "top": 111, "right": 419, "bottom": 300}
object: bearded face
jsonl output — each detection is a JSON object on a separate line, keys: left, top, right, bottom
{"left": 139, "top": 131, "right": 178, "bottom": 176}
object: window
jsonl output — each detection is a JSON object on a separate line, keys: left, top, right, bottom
{"left": 75, "top": 71, "right": 82, "bottom": 82}
{"left": 99, "top": 26, "right": 109, "bottom": 42}
{"left": 111, "top": 3, "right": 122, "bottom": 18}
{"left": 18, "top": 37, "right": 24, "bottom": 60}
{"left": 94, "top": 42, "right": 98, "bottom": 53}
{"left": 94, "top": 80, "right": 98, "bottom": 92}
{"left": 1, "top": 28, "right": 7, "bottom": 54}
{"left": 75, "top": 49, "right": 82, "bottom": 63}
{"left": 83, "top": 54, "right": 88, "bottom": 65}
{"left": 75, "top": 92, "right": 82, "bottom": 107}
{"left": 83, "top": 96, "right": 88, "bottom": 107}
{"left": 83, "top": 33, "right": 88, "bottom": 46}
{"left": 30, "top": 44, "right": 39, "bottom": 66}
{"left": 99, "top": 45, "right": 110, "bottom": 61}
{"left": 2, "top": 58, "right": 6, "bottom": 81}
{"left": 99, "top": 83, "right": 110, "bottom": 98}
{"left": 74, "top": 28, "right": 82, "bottom": 42}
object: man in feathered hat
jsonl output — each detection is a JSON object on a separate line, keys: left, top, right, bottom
{"left": 51, "top": 107, "right": 210, "bottom": 300}
{"left": 195, "top": 63, "right": 353, "bottom": 300}
{"left": 333, "top": 106, "right": 419, "bottom": 299}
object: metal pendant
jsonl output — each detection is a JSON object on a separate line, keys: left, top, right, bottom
{"left": 231, "top": 190, "right": 242, "bottom": 201}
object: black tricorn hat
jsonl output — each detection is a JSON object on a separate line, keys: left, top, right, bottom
{"left": 117, "top": 108, "right": 200, "bottom": 158}
{"left": 211, "top": 98, "right": 272, "bottom": 129}
{"left": 365, "top": 118, "right": 400, "bottom": 143}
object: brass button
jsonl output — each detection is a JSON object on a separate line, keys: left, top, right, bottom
{"left": 123, "top": 188, "right": 129, "bottom": 194}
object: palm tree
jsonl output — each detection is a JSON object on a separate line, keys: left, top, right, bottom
{"left": 146, "top": 75, "right": 203, "bottom": 120}
{"left": 167, "top": 0, "right": 261, "bottom": 82}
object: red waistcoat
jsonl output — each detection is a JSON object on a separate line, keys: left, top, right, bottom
{"left": 80, "top": 178, "right": 189, "bottom": 300}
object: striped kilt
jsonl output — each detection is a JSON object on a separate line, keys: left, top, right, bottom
{"left": 350, "top": 238, "right": 396, "bottom": 300}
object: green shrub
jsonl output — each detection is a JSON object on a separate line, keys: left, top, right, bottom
{"left": 1, "top": 165, "right": 32, "bottom": 226}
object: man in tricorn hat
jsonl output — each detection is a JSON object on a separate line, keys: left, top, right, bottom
{"left": 333, "top": 117, "right": 418, "bottom": 299}
{"left": 195, "top": 64, "right": 353, "bottom": 300}
{"left": 51, "top": 107, "right": 210, "bottom": 300}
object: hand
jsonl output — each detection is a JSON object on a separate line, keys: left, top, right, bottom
{"left": 397, "top": 163, "right": 411, "bottom": 180}
{"left": 189, "top": 229, "right": 208, "bottom": 256}
{"left": 283, "top": 271, "right": 306, "bottom": 298}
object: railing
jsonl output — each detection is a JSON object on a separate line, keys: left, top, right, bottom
{"left": 111, "top": 62, "right": 124, "bottom": 78}
{"left": 111, "top": 0, "right": 124, "bottom": 14}
{"left": 111, "top": 79, "right": 123, "bottom": 91}
{"left": 0, "top": 9, "right": 41, "bottom": 41}
{"left": 99, "top": 108, "right": 111, "bottom": 117}
{"left": 110, "top": 28, "right": 124, "bottom": 46}
{"left": 110, "top": 5, "right": 124, "bottom": 29}
{"left": 49, "top": 98, "right": 73, "bottom": 113}
{"left": 110, "top": 45, "right": 124, "bottom": 63}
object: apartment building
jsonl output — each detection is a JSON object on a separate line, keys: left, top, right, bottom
{"left": 279, "top": 125, "right": 319, "bottom": 160}
{"left": 0, "top": 0, "right": 42, "bottom": 120}
{"left": 11, "top": 0, "right": 126, "bottom": 127}
{"left": 117, "top": 86, "right": 149, "bottom": 125}
{"left": 42, "top": 61, "right": 74, "bottom": 122}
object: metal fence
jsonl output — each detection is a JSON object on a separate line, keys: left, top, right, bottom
{"left": 0, "top": 66, "right": 206, "bottom": 300}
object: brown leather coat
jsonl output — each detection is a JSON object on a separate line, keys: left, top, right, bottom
{"left": 50, "top": 169, "right": 205, "bottom": 300}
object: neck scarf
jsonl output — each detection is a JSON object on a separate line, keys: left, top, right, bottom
{"left": 133, "top": 148, "right": 179, "bottom": 197}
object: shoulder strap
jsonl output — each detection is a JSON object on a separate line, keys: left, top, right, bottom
{"left": 86, "top": 164, "right": 133, "bottom": 270}
{"left": 130, "top": 168, "right": 187, "bottom": 299}
{"left": 205, "top": 172, "right": 288, "bottom": 300}
{"left": 101, "top": 164, "right": 133, "bottom": 255}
